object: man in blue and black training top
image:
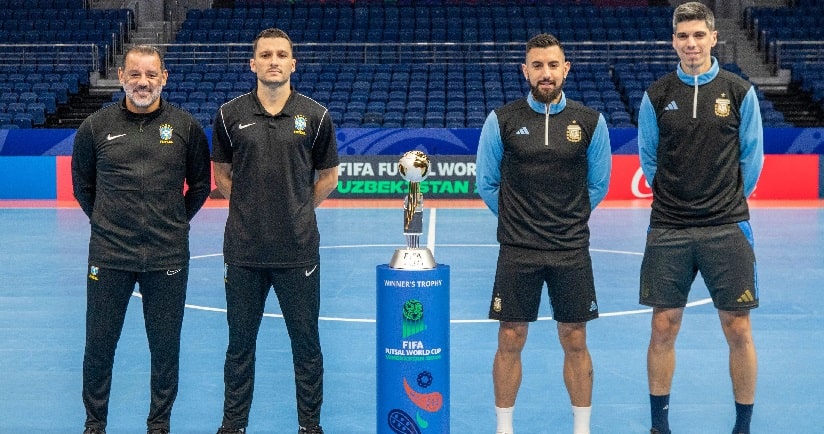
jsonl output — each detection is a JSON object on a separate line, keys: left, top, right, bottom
{"left": 637, "top": 3, "right": 764, "bottom": 434}
{"left": 475, "top": 33, "right": 612, "bottom": 434}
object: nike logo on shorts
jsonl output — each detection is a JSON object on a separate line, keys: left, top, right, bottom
{"left": 305, "top": 265, "right": 318, "bottom": 276}
{"left": 167, "top": 269, "right": 181, "bottom": 276}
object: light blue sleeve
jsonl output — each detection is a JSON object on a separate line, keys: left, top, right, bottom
{"left": 739, "top": 86, "right": 764, "bottom": 197}
{"left": 587, "top": 113, "right": 612, "bottom": 210}
{"left": 637, "top": 92, "right": 659, "bottom": 184}
{"left": 475, "top": 111, "right": 503, "bottom": 216}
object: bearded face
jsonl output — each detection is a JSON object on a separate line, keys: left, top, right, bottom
{"left": 522, "top": 45, "right": 570, "bottom": 105}
{"left": 118, "top": 51, "right": 167, "bottom": 113}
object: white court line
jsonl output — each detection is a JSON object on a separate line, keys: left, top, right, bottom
{"left": 180, "top": 223, "right": 712, "bottom": 323}
{"left": 131, "top": 291, "right": 714, "bottom": 324}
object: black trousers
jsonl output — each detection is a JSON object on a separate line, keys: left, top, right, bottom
{"left": 221, "top": 263, "right": 324, "bottom": 429}
{"left": 82, "top": 266, "right": 188, "bottom": 431}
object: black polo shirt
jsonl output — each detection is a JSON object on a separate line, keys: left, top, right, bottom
{"left": 211, "top": 88, "right": 339, "bottom": 268}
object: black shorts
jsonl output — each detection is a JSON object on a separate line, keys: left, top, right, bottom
{"left": 639, "top": 222, "right": 759, "bottom": 311}
{"left": 489, "top": 244, "right": 599, "bottom": 323}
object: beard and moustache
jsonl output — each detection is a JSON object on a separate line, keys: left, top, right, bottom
{"left": 530, "top": 76, "right": 565, "bottom": 104}
{"left": 124, "top": 83, "right": 162, "bottom": 109}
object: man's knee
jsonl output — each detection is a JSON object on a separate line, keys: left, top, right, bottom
{"left": 558, "top": 322, "right": 588, "bottom": 353}
{"left": 498, "top": 321, "right": 528, "bottom": 352}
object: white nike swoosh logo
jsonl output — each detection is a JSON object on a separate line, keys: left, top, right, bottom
{"left": 238, "top": 122, "right": 256, "bottom": 129}
{"left": 107, "top": 133, "right": 126, "bottom": 140}
{"left": 167, "top": 269, "right": 181, "bottom": 276}
{"left": 305, "top": 265, "right": 318, "bottom": 276}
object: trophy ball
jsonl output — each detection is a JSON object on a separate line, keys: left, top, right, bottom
{"left": 398, "top": 150, "right": 431, "bottom": 183}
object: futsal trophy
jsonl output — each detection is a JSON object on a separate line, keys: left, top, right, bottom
{"left": 389, "top": 150, "right": 437, "bottom": 270}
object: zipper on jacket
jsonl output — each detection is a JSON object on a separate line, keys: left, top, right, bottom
{"left": 692, "top": 75, "right": 698, "bottom": 119}
{"left": 544, "top": 103, "right": 549, "bottom": 147}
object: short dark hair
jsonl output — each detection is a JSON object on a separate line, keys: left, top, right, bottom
{"left": 122, "top": 44, "right": 165, "bottom": 70}
{"left": 253, "top": 28, "right": 293, "bottom": 54}
{"left": 525, "top": 33, "right": 564, "bottom": 56}
{"left": 673, "top": 1, "right": 715, "bottom": 32}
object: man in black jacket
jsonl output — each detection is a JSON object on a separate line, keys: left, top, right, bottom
{"left": 72, "top": 44, "right": 212, "bottom": 434}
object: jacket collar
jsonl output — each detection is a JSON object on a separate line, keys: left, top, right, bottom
{"left": 527, "top": 90, "right": 567, "bottom": 115}
{"left": 676, "top": 56, "right": 719, "bottom": 86}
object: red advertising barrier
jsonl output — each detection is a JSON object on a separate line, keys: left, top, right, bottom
{"left": 605, "top": 155, "right": 820, "bottom": 200}
{"left": 56, "top": 156, "right": 73, "bottom": 201}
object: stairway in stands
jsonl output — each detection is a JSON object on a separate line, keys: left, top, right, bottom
{"left": 764, "top": 87, "right": 824, "bottom": 127}
{"left": 49, "top": 86, "right": 114, "bottom": 129}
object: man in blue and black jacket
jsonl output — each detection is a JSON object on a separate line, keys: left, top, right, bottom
{"left": 637, "top": 3, "right": 764, "bottom": 434}
{"left": 476, "top": 33, "right": 611, "bottom": 434}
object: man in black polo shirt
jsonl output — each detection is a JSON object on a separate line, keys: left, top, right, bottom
{"left": 211, "top": 28, "right": 339, "bottom": 434}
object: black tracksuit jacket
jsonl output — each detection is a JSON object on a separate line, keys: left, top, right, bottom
{"left": 71, "top": 99, "right": 212, "bottom": 271}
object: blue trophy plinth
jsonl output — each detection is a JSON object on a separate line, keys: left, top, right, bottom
{"left": 376, "top": 263, "right": 450, "bottom": 434}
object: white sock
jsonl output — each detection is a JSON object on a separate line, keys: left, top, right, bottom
{"left": 495, "top": 406, "right": 514, "bottom": 434}
{"left": 571, "top": 405, "right": 591, "bottom": 434}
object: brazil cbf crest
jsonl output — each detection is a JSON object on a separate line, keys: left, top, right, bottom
{"left": 715, "top": 94, "right": 731, "bottom": 117}
{"left": 293, "top": 114, "right": 307, "bottom": 136}
{"left": 566, "top": 122, "right": 582, "bottom": 143}
{"left": 88, "top": 265, "right": 99, "bottom": 281}
{"left": 159, "top": 123, "right": 174, "bottom": 144}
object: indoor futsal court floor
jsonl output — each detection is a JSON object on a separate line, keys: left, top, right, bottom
{"left": 1, "top": 199, "right": 822, "bottom": 433}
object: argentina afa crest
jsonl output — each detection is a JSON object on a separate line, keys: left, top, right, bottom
{"left": 566, "top": 121, "right": 582, "bottom": 143}
{"left": 715, "top": 93, "right": 731, "bottom": 117}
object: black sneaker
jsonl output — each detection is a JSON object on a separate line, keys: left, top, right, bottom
{"left": 148, "top": 429, "right": 169, "bottom": 434}
{"left": 298, "top": 426, "right": 324, "bottom": 434}
{"left": 83, "top": 428, "right": 106, "bottom": 434}
{"left": 650, "top": 429, "right": 671, "bottom": 434}
{"left": 216, "top": 427, "right": 245, "bottom": 434}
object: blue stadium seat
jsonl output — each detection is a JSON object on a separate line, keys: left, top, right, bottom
{"left": 0, "top": 93, "right": 17, "bottom": 104}
{"left": 188, "top": 91, "right": 207, "bottom": 103}
{"left": 363, "top": 112, "right": 383, "bottom": 125}
{"left": 61, "top": 73, "right": 79, "bottom": 94}
{"left": 466, "top": 113, "right": 486, "bottom": 128}
{"left": 446, "top": 100, "right": 465, "bottom": 112}
{"left": 194, "top": 112, "right": 212, "bottom": 129}
{"left": 12, "top": 112, "right": 33, "bottom": 128}
{"left": 214, "top": 81, "right": 234, "bottom": 93}
{"left": 382, "top": 112, "right": 403, "bottom": 124}
{"left": 180, "top": 102, "right": 200, "bottom": 114}
{"left": 37, "top": 92, "right": 57, "bottom": 114}
{"left": 201, "top": 101, "right": 220, "bottom": 116}
{"left": 408, "top": 91, "right": 427, "bottom": 103}
{"left": 346, "top": 101, "right": 367, "bottom": 114}
{"left": 406, "top": 101, "right": 426, "bottom": 114}
{"left": 206, "top": 91, "right": 226, "bottom": 104}
{"left": 609, "top": 111, "right": 632, "bottom": 126}
{"left": 343, "top": 111, "right": 364, "bottom": 124}
{"left": 6, "top": 102, "right": 26, "bottom": 115}
{"left": 177, "top": 81, "right": 196, "bottom": 93}
{"left": 17, "top": 92, "right": 37, "bottom": 105}
{"left": 13, "top": 82, "right": 31, "bottom": 93}
{"left": 26, "top": 102, "right": 46, "bottom": 126}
